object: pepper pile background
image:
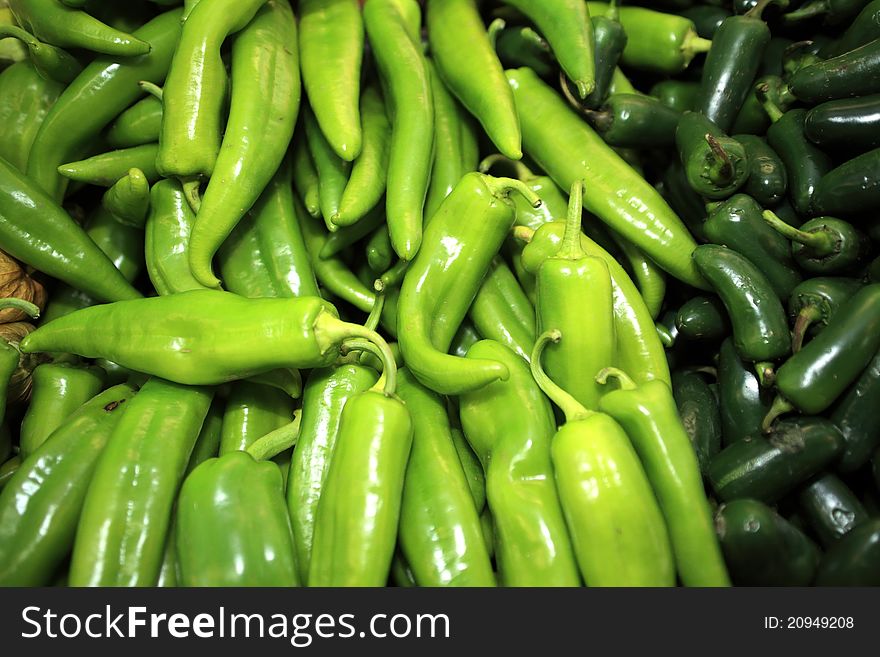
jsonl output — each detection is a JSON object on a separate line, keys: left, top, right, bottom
{"left": 0, "top": 0, "right": 879, "bottom": 588}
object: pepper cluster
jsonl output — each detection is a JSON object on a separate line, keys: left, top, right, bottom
{"left": 0, "top": 0, "right": 878, "bottom": 588}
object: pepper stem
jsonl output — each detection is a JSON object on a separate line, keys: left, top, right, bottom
{"left": 486, "top": 176, "right": 542, "bottom": 209}
{"left": 559, "top": 71, "right": 591, "bottom": 116}
{"left": 706, "top": 134, "right": 734, "bottom": 184}
{"left": 756, "top": 82, "right": 784, "bottom": 123}
{"left": 487, "top": 17, "right": 505, "bottom": 48}
{"left": 478, "top": 153, "right": 535, "bottom": 182}
{"left": 607, "top": 0, "right": 621, "bottom": 20}
{"left": 246, "top": 410, "right": 302, "bottom": 461}
{"left": 682, "top": 32, "right": 713, "bottom": 62}
{"left": 339, "top": 336, "right": 396, "bottom": 396}
{"left": 762, "top": 210, "right": 832, "bottom": 252}
{"left": 138, "top": 80, "right": 163, "bottom": 101}
{"left": 783, "top": 0, "right": 826, "bottom": 23}
{"left": 557, "top": 180, "right": 586, "bottom": 259}
{"left": 595, "top": 367, "right": 638, "bottom": 391}
{"left": 792, "top": 305, "right": 822, "bottom": 352}
{"left": 530, "top": 330, "right": 593, "bottom": 422}
{"left": 762, "top": 395, "right": 795, "bottom": 433}
{"left": 379, "top": 259, "right": 408, "bottom": 290}
{"left": 0, "top": 298, "right": 41, "bottom": 319}
{"left": 364, "top": 290, "right": 385, "bottom": 332}
{"left": 512, "top": 225, "right": 536, "bottom": 243}
{"left": 755, "top": 362, "right": 776, "bottom": 388}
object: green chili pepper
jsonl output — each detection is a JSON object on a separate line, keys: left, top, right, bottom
{"left": 304, "top": 105, "right": 350, "bottom": 232}
{"left": 763, "top": 210, "right": 870, "bottom": 274}
{"left": 693, "top": 244, "right": 790, "bottom": 364}
{"left": 588, "top": 2, "right": 711, "bottom": 73}
{"left": 804, "top": 94, "right": 880, "bottom": 154}
{"left": 820, "top": 0, "right": 880, "bottom": 58}
{"left": 215, "top": 212, "right": 279, "bottom": 299}
{"left": 19, "top": 363, "right": 105, "bottom": 459}
{"left": 479, "top": 155, "right": 568, "bottom": 231}
{"left": 321, "top": 206, "right": 386, "bottom": 261}
{"left": 717, "top": 338, "right": 772, "bottom": 446}
{"left": 766, "top": 284, "right": 880, "bottom": 425}
{"left": 659, "top": 160, "right": 708, "bottom": 242}
{"left": 218, "top": 380, "right": 296, "bottom": 455}
{"left": 1, "top": 154, "right": 142, "bottom": 303}
{"left": 0, "top": 61, "right": 61, "bottom": 172}
{"left": 307, "top": 352, "right": 413, "bottom": 587}
{"left": 398, "top": 172, "right": 539, "bottom": 394}
{"left": 715, "top": 499, "right": 821, "bottom": 586}
{"left": 333, "top": 86, "right": 390, "bottom": 226}
{"left": 299, "top": 0, "right": 363, "bottom": 162}
{"left": 27, "top": 9, "right": 183, "bottom": 201}
{"left": 581, "top": 94, "right": 682, "bottom": 148}
{"left": 798, "top": 473, "right": 869, "bottom": 548}
{"left": 831, "top": 347, "right": 880, "bottom": 472}
{"left": 735, "top": 135, "right": 788, "bottom": 206}
{"left": 671, "top": 370, "right": 723, "bottom": 474}
{"left": 287, "top": 362, "right": 378, "bottom": 581}
{"left": 0, "top": 383, "right": 137, "bottom": 586}
{"left": 396, "top": 368, "right": 494, "bottom": 586}
{"left": 508, "top": 67, "right": 706, "bottom": 289}
{"left": 177, "top": 451, "right": 300, "bottom": 586}
{"left": 58, "top": 144, "right": 161, "bottom": 187}
{"left": 675, "top": 296, "right": 729, "bottom": 342}
{"left": 812, "top": 148, "right": 880, "bottom": 216}
{"left": 188, "top": 0, "right": 299, "bottom": 289}
{"left": 366, "top": 0, "right": 434, "bottom": 261}
{"left": 365, "top": 224, "right": 394, "bottom": 274}
{"left": 814, "top": 519, "right": 880, "bottom": 586}
{"left": 788, "top": 277, "right": 862, "bottom": 353}
{"left": 459, "top": 340, "right": 580, "bottom": 586}
{"left": 531, "top": 330, "right": 675, "bottom": 587}
{"left": 21, "top": 290, "right": 394, "bottom": 387}
{"left": 0, "top": 24, "right": 80, "bottom": 84}
{"left": 185, "top": 396, "right": 224, "bottom": 477}
{"left": 788, "top": 38, "right": 880, "bottom": 104}
{"left": 0, "top": 454, "right": 20, "bottom": 491}
{"left": 292, "top": 135, "right": 321, "bottom": 219}
{"left": 106, "top": 96, "right": 163, "bottom": 149}
{"left": 428, "top": 0, "right": 521, "bottom": 159}
{"left": 102, "top": 168, "right": 150, "bottom": 229}
{"left": 650, "top": 80, "right": 700, "bottom": 113}
{"left": 703, "top": 195, "right": 801, "bottom": 299}
{"left": 488, "top": 19, "right": 556, "bottom": 79}
{"left": 676, "top": 111, "right": 750, "bottom": 201}
{"left": 709, "top": 417, "right": 844, "bottom": 503}
{"left": 535, "top": 181, "right": 615, "bottom": 409}
{"left": 580, "top": 1, "right": 626, "bottom": 109}
{"left": 69, "top": 379, "right": 213, "bottom": 587}
{"left": 785, "top": 0, "right": 874, "bottom": 27}
{"left": 597, "top": 368, "right": 730, "bottom": 586}
{"left": 8, "top": 0, "right": 149, "bottom": 57}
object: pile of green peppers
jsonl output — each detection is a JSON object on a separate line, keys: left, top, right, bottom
{"left": 0, "top": 0, "right": 878, "bottom": 588}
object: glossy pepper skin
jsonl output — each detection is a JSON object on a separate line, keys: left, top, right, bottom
{"left": 537, "top": 181, "right": 615, "bottom": 410}
{"left": 299, "top": 0, "right": 363, "bottom": 161}
{"left": 156, "top": 0, "right": 266, "bottom": 189}
{"left": 708, "top": 417, "right": 844, "bottom": 503}
{"left": 69, "top": 379, "right": 213, "bottom": 587}
{"left": 459, "top": 340, "right": 580, "bottom": 587}
{"left": 189, "top": 0, "right": 299, "bottom": 289}
{"left": 788, "top": 38, "right": 880, "bottom": 104}
{"left": 26, "top": 9, "right": 183, "bottom": 201}
{"left": 0, "top": 61, "right": 61, "bottom": 172}
{"left": 58, "top": 144, "right": 161, "bottom": 187}
{"left": 304, "top": 105, "right": 350, "bottom": 231}
{"left": 532, "top": 331, "right": 675, "bottom": 587}
{"left": 106, "top": 96, "right": 163, "bottom": 149}
{"left": 805, "top": 94, "right": 880, "bottom": 153}
{"left": 598, "top": 369, "right": 730, "bottom": 586}
{"left": 398, "top": 172, "right": 540, "bottom": 395}
{"left": 8, "top": 0, "right": 149, "bottom": 57}
{"left": 718, "top": 338, "right": 771, "bottom": 446}
{"left": 508, "top": 67, "right": 706, "bottom": 290}
{"left": 585, "top": 94, "right": 682, "bottom": 148}
{"left": 583, "top": 1, "right": 627, "bottom": 109}
{"left": 0, "top": 155, "right": 142, "bottom": 303}
{"left": 671, "top": 371, "right": 723, "bottom": 474}
{"left": 308, "top": 385, "right": 413, "bottom": 587}
{"left": 814, "top": 519, "right": 880, "bottom": 586}
{"left": 763, "top": 211, "right": 870, "bottom": 274}
{"left": 396, "top": 368, "right": 494, "bottom": 586}
{"left": 19, "top": 363, "right": 105, "bottom": 459}
{"left": 0, "top": 25, "right": 81, "bottom": 84}
{"left": 365, "top": 0, "right": 434, "bottom": 261}
{"left": 675, "top": 296, "right": 729, "bottom": 342}
{"left": 219, "top": 381, "right": 295, "bottom": 455}
{"left": 736, "top": 135, "right": 788, "bottom": 206}
{"left": 177, "top": 451, "right": 299, "bottom": 587}
{"left": 287, "top": 363, "right": 377, "bottom": 581}
{"left": 651, "top": 80, "right": 700, "bottom": 113}
{"left": 0, "top": 383, "right": 137, "bottom": 586}
{"left": 798, "top": 474, "right": 869, "bottom": 548}
{"left": 820, "top": 0, "right": 880, "bottom": 58}
{"left": 428, "top": 0, "right": 520, "bottom": 160}
{"left": 788, "top": 277, "right": 862, "bottom": 352}
{"left": 20, "top": 290, "right": 389, "bottom": 386}
{"left": 831, "top": 348, "right": 880, "bottom": 472}
{"left": 715, "top": 499, "right": 820, "bottom": 586}
{"left": 812, "top": 148, "right": 880, "bottom": 216}
{"left": 676, "top": 112, "right": 750, "bottom": 201}
{"left": 693, "top": 245, "right": 790, "bottom": 363}
{"left": 102, "top": 168, "right": 150, "bottom": 229}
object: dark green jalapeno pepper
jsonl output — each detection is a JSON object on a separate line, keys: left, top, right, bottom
{"left": 651, "top": 80, "right": 700, "bottom": 113}
{"left": 582, "top": 94, "right": 682, "bottom": 148}
{"left": 0, "top": 383, "right": 137, "bottom": 586}
{"left": 767, "top": 284, "right": 880, "bottom": 424}
{"left": 69, "top": 379, "right": 214, "bottom": 587}
{"left": 831, "top": 347, "right": 880, "bottom": 472}
{"left": 718, "top": 338, "right": 773, "bottom": 446}
{"left": 788, "top": 277, "right": 863, "bottom": 352}
{"left": 106, "top": 96, "right": 162, "bottom": 150}
{"left": 58, "top": 144, "right": 161, "bottom": 187}
{"left": 785, "top": 0, "right": 873, "bottom": 24}
{"left": 672, "top": 370, "right": 723, "bottom": 474}
{"left": 787, "top": 38, "right": 880, "bottom": 104}
{"left": 177, "top": 451, "right": 300, "bottom": 587}
{"left": 675, "top": 296, "right": 729, "bottom": 342}
{"left": 736, "top": 135, "right": 788, "bottom": 206}
{"left": 693, "top": 244, "right": 791, "bottom": 365}
{"left": 814, "top": 519, "right": 880, "bottom": 586}
{"left": 19, "top": 363, "right": 105, "bottom": 459}
{"left": 583, "top": 0, "right": 626, "bottom": 109}
{"left": 676, "top": 112, "right": 750, "bottom": 200}
{"left": 805, "top": 94, "right": 880, "bottom": 154}
{"left": 812, "top": 147, "right": 880, "bottom": 216}
{"left": 396, "top": 368, "right": 494, "bottom": 586}
{"left": 0, "top": 61, "right": 62, "bottom": 172}
{"left": 532, "top": 330, "right": 675, "bottom": 587}
{"left": 489, "top": 18, "right": 556, "bottom": 79}
{"left": 763, "top": 211, "right": 870, "bottom": 274}
{"left": 715, "top": 499, "right": 821, "bottom": 586}
{"left": 459, "top": 340, "right": 580, "bottom": 586}
{"left": 820, "top": 0, "right": 880, "bottom": 58}
{"left": 798, "top": 473, "right": 869, "bottom": 548}
{"left": 703, "top": 195, "right": 801, "bottom": 299}
{"left": 708, "top": 416, "right": 844, "bottom": 503}
{"left": 598, "top": 368, "right": 730, "bottom": 586}
{"left": 659, "top": 160, "right": 708, "bottom": 242}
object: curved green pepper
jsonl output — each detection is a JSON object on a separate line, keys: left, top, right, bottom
{"left": 788, "top": 37, "right": 880, "bottom": 103}
{"left": 763, "top": 211, "right": 869, "bottom": 274}
{"left": 788, "top": 276, "right": 862, "bottom": 352}
{"left": 832, "top": 347, "right": 880, "bottom": 473}
{"left": 736, "top": 135, "right": 788, "bottom": 207}
{"left": 584, "top": 94, "right": 682, "bottom": 148}
{"left": 58, "top": 144, "right": 161, "bottom": 187}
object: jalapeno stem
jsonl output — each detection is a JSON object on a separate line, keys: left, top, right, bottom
{"left": 783, "top": 0, "right": 826, "bottom": 23}
{"left": 756, "top": 83, "right": 784, "bottom": 123}
{"left": 755, "top": 362, "right": 776, "bottom": 388}
{"left": 478, "top": 153, "right": 536, "bottom": 182}
{"left": 488, "top": 176, "right": 543, "bottom": 209}
{"left": 558, "top": 180, "right": 587, "bottom": 258}
{"left": 595, "top": 366, "right": 638, "bottom": 390}
{"left": 138, "top": 80, "right": 163, "bottom": 101}
{"left": 792, "top": 305, "right": 823, "bottom": 352}
{"left": 246, "top": 409, "right": 302, "bottom": 461}
{"left": 530, "top": 329, "right": 593, "bottom": 422}
{"left": 0, "top": 298, "right": 41, "bottom": 319}
{"left": 705, "top": 134, "right": 734, "bottom": 184}
{"left": 762, "top": 210, "right": 834, "bottom": 253}
{"left": 762, "top": 395, "right": 795, "bottom": 432}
